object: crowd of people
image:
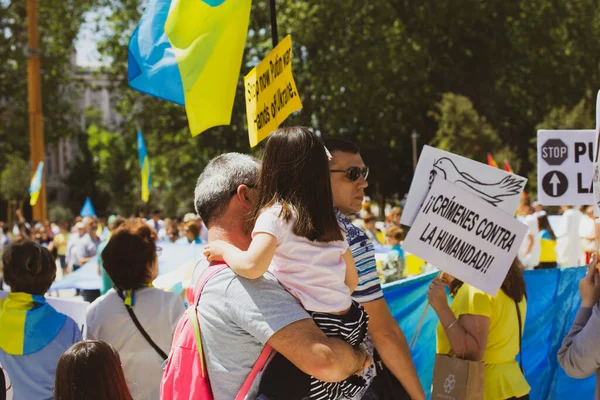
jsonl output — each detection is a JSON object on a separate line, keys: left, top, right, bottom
{"left": 0, "top": 128, "right": 599, "bottom": 400}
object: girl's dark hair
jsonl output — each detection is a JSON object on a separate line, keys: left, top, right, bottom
{"left": 254, "top": 127, "right": 343, "bottom": 242}
{"left": 101, "top": 219, "right": 157, "bottom": 290}
{"left": 54, "top": 340, "right": 133, "bottom": 400}
{"left": 2, "top": 241, "right": 56, "bottom": 294}
{"left": 449, "top": 258, "right": 527, "bottom": 303}
{"left": 538, "top": 214, "right": 556, "bottom": 240}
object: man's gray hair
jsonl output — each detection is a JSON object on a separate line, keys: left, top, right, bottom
{"left": 194, "top": 153, "right": 260, "bottom": 225}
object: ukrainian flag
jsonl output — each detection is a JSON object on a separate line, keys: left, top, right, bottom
{"left": 0, "top": 293, "right": 66, "bottom": 355}
{"left": 128, "top": 0, "right": 252, "bottom": 136}
{"left": 29, "top": 161, "right": 44, "bottom": 206}
{"left": 137, "top": 131, "right": 152, "bottom": 203}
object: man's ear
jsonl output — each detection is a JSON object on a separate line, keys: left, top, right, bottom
{"left": 237, "top": 185, "right": 254, "bottom": 210}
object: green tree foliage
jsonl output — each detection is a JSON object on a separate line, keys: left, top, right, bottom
{"left": 429, "top": 93, "right": 502, "bottom": 161}
{"left": 6, "top": 0, "right": 600, "bottom": 214}
{"left": 0, "top": 0, "right": 97, "bottom": 164}
{"left": 0, "top": 155, "right": 29, "bottom": 202}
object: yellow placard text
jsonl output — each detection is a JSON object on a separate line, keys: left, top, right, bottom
{"left": 244, "top": 35, "right": 303, "bottom": 147}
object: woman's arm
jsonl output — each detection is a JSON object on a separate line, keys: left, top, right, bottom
{"left": 427, "top": 278, "right": 490, "bottom": 361}
{"left": 203, "top": 233, "right": 277, "bottom": 279}
{"left": 343, "top": 249, "right": 358, "bottom": 293}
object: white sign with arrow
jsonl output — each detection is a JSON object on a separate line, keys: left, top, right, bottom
{"left": 537, "top": 129, "right": 596, "bottom": 206}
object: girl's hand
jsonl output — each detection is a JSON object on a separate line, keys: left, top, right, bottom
{"left": 203, "top": 240, "right": 229, "bottom": 263}
{"left": 580, "top": 254, "right": 600, "bottom": 308}
{"left": 427, "top": 277, "right": 449, "bottom": 312}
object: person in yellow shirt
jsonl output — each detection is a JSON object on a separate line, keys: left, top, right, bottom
{"left": 427, "top": 259, "right": 530, "bottom": 400}
{"left": 53, "top": 222, "right": 70, "bottom": 275}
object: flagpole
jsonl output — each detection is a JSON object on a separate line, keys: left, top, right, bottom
{"left": 269, "top": 0, "right": 278, "bottom": 47}
{"left": 26, "top": 0, "right": 46, "bottom": 222}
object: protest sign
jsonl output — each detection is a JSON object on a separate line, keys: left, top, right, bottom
{"left": 403, "top": 178, "right": 527, "bottom": 296}
{"left": 537, "top": 130, "right": 596, "bottom": 206}
{"left": 244, "top": 35, "right": 303, "bottom": 147}
{"left": 401, "top": 146, "right": 527, "bottom": 227}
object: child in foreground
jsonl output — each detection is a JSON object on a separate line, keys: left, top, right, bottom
{"left": 204, "top": 127, "right": 370, "bottom": 400}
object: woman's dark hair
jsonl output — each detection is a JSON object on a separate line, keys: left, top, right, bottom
{"left": 538, "top": 214, "right": 556, "bottom": 240}
{"left": 101, "top": 219, "right": 157, "bottom": 290}
{"left": 254, "top": 127, "right": 343, "bottom": 242}
{"left": 54, "top": 340, "right": 133, "bottom": 400}
{"left": 449, "top": 258, "right": 527, "bottom": 303}
{"left": 2, "top": 241, "right": 55, "bottom": 294}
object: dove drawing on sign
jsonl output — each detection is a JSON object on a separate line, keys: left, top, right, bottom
{"left": 430, "top": 157, "right": 525, "bottom": 207}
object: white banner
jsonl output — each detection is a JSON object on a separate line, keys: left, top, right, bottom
{"left": 401, "top": 146, "right": 527, "bottom": 227}
{"left": 537, "top": 130, "right": 595, "bottom": 206}
{"left": 403, "top": 178, "right": 528, "bottom": 296}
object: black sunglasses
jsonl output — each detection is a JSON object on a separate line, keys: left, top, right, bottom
{"left": 230, "top": 184, "right": 256, "bottom": 197}
{"left": 329, "top": 166, "right": 370, "bottom": 182}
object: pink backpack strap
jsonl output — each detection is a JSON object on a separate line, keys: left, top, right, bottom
{"left": 194, "top": 262, "right": 228, "bottom": 305}
{"left": 235, "top": 344, "right": 274, "bottom": 400}
{"left": 194, "top": 262, "right": 276, "bottom": 399}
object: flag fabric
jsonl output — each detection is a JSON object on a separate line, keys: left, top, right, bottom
{"left": 0, "top": 292, "right": 66, "bottom": 355}
{"left": 128, "top": 0, "right": 252, "bottom": 136}
{"left": 80, "top": 197, "right": 97, "bottom": 217}
{"left": 487, "top": 153, "right": 498, "bottom": 168}
{"left": 29, "top": 161, "right": 44, "bottom": 206}
{"left": 137, "top": 131, "right": 151, "bottom": 203}
{"left": 165, "top": 0, "right": 252, "bottom": 135}
{"left": 127, "top": 0, "right": 184, "bottom": 105}
{"left": 504, "top": 160, "right": 514, "bottom": 173}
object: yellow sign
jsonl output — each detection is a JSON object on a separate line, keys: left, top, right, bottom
{"left": 244, "top": 35, "right": 303, "bottom": 147}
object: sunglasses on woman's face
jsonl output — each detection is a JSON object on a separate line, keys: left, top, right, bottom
{"left": 329, "top": 166, "right": 370, "bottom": 182}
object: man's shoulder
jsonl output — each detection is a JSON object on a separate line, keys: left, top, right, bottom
{"left": 194, "top": 260, "right": 288, "bottom": 297}
{"left": 337, "top": 212, "right": 368, "bottom": 245}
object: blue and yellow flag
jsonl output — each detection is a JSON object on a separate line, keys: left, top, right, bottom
{"left": 128, "top": 0, "right": 252, "bottom": 136}
{"left": 0, "top": 292, "right": 66, "bottom": 355}
{"left": 137, "top": 131, "right": 152, "bottom": 203}
{"left": 128, "top": 0, "right": 184, "bottom": 105}
{"left": 29, "top": 161, "right": 44, "bottom": 206}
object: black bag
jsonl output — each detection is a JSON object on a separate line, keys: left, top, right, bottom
{"left": 117, "top": 289, "right": 168, "bottom": 361}
{"left": 368, "top": 349, "right": 411, "bottom": 400}
{"left": 1, "top": 365, "right": 7, "bottom": 400}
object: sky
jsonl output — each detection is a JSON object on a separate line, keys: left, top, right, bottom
{"left": 75, "top": 11, "right": 105, "bottom": 67}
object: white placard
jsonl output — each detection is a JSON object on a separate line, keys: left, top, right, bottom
{"left": 401, "top": 146, "right": 527, "bottom": 227}
{"left": 403, "top": 178, "right": 528, "bottom": 296}
{"left": 537, "top": 130, "right": 596, "bottom": 206}
{"left": 0, "top": 291, "right": 88, "bottom": 331}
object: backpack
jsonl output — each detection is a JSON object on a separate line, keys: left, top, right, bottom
{"left": 161, "top": 263, "right": 273, "bottom": 400}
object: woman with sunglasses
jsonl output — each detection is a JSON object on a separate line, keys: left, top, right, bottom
{"left": 86, "top": 219, "right": 184, "bottom": 400}
{"left": 203, "top": 127, "right": 372, "bottom": 399}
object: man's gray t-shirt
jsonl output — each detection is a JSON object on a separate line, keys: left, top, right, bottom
{"left": 195, "top": 260, "right": 310, "bottom": 400}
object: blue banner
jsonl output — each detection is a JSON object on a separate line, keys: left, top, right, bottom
{"left": 383, "top": 267, "right": 595, "bottom": 399}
